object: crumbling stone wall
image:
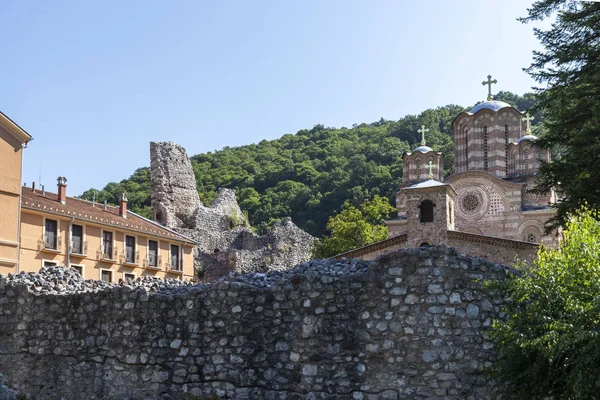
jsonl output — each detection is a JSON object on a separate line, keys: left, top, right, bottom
{"left": 150, "top": 141, "right": 314, "bottom": 278}
{"left": 0, "top": 247, "right": 512, "bottom": 399}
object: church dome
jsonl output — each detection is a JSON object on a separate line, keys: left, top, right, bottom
{"left": 413, "top": 145, "right": 433, "bottom": 153}
{"left": 470, "top": 100, "right": 512, "bottom": 114}
{"left": 517, "top": 134, "right": 537, "bottom": 144}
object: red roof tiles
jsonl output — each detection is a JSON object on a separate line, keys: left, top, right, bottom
{"left": 21, "top": 188, "right": 196, "bottom": 244}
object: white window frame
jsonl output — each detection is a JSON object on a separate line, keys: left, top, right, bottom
{"left": 42, "top": 217, "right": 61, "bottom": 252}
{"left": 100, "top": 229, "right": 116, "bottom": 260}
{"left": 123, "top": 271, "right": 136, "bottom": 281}
{"left": 123, "top": 234, "right": 138, "bottom": 265}
{"left": 70, "top": 223, "right": 86, "bottom": 255}
{"left": 71, "top": 263, "right": 85, "bottom": 277}
{"left": 147, "top": 238, "right": 160, "bottom": 268}
{"left": 169, "top": 243, "right": 181, "bottom": 271}
{"left": 100, "top": 269, "right": 113, "bottom": 283}
{"left": 41, "top": 259, "right": 58, "bottom": 268}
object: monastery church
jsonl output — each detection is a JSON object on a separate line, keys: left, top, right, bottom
{"left": 339, "top": 76, "right": 558, "bottom": 264}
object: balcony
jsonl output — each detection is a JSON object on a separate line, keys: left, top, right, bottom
{"left": 122, "top": 251, "right": 140, "bottom": 266}
{"left": 70, "top": 241, "right": 88, "bottom": 258}
{"left": 97, "top": 247, "right": 118, "bottom": 263}
{"left": 143, "top": 255, "right": 162, "bottom": 270}
{"left": 38, "top": 237, "right": 62, "bottom": 254}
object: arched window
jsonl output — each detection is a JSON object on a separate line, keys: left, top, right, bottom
{"left": 420, "top": 200, "right": 434, "bottom": 223}
{"left": 483, "top": 126, "right": 489, "bottom": 171}
{"left": 504, "top": 125, "right": 509, "bottom": 175}
{"left": 155, "top": 211, "right": 166, "bottom": 226}
{"left": 419, "top": 242, "right": 430, "bottom": 248}
{"left": 464, "top": 128, "right": 469, "bottom": 171}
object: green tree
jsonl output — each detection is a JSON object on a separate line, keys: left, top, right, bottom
{"left": 521, "top": 0, "right": 600, "bottom": 229}
{"left": 490, "top": 208, "right": 600, "bottom": 399}
{"left": 313, "top": 195, "right": 395, "bottom": 258}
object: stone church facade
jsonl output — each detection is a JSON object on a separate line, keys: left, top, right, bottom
{"left": 339, "top": 98, "right": 558, "bottom": 265}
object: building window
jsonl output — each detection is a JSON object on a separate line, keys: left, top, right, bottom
{"left": 148, "top": 240, "right": 158, "bottom": 267}
{"left": 71, "top": 265, "right": 83, "bottom": 276}
{"left": 419, "top": 200, "right": 434, "bottom": 223}
{"left": 125, "top": 235, "right": 136, "bottom": 263}
{"left": 523, "top": 148, "right": 529, "bottom": 173}
{"left": 124, "top": 273, "right": 135, "bottom": 281}
{"left": 526, "top": 233, "right": 537, "bottom": 243}
{"left": 101, "top": 270, "right": 113, "bottom": 283}
{"left": 483, "top": 126, "right": 488, "bottom": 171}
{"left": 170, "top": 244, "right": 181, "bottom": 271}
{"left": 45, "top": 218, "right": 58, "bottom": 250}
{"left": 43, "top": 260, "right": 58, "bottom": 267}
{"left": 464, "top": 129, "right": 469, "bottom": 171}
{"left": 103, "top": 231, "right": 113, "bottom": 259}
{"left": 504, "top": 125, "right": 509, "bottom": 175}
{"left": 72, "top": 224, "right": 84, "bottom": 254}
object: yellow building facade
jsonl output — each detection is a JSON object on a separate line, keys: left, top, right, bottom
{"left": 0, "top": 111, "right": 197, "bottom": 281}
{"left": 0, "top": 112, "right": 31, "bottom": 270}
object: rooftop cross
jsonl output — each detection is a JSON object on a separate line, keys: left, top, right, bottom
{"left": 522, "top": 113, "right": 534, "bottom": 134}
{"left": 418, "top": 125, "right": 429, "bottom": 146}
{"left": 426, "top": 160, "right": 435, "bottom": 179}
{"left": 482, "top": 75, "right": 497, "bottom": 101}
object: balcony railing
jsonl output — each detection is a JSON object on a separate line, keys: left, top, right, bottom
{"left": 143, "top": 255, "right": 161, "bottom": 269}
{"left": 97, "top": 247, "right": 118, "bottom": 262}
{"left": 71, "top": 241, "right": 87, "bottom": 257}
{"left": 38, "top": 237, "right": 62, "bottom": 252}
{"left": 122, "top": 250, "right": 140, "bottom": 265}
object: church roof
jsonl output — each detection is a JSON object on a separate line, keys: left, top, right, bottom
{"left": 517, "top": 134, "right": 537, "bottom": 144}
{"left": 412, "top": 145, "right": 433, "bottom": 153}
{"left": 470, "top": 100, "right": 512, "bottom": 114}
{"left": 404, "top": 179, "right": 448, "bottom": 189}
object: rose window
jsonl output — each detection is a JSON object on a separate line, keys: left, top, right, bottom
{"left": 461, "top": 193, "right": 480, "bottom": 212}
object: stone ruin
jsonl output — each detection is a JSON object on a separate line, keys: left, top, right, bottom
{"left": 150, "top": 142, "right": 314, "bottom": 280}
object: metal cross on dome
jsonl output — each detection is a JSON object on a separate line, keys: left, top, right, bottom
{"left": 426, "top": 160, "right": 435, "bottom": 179}
{"left": 418, "top": 125, "right": 429, "bottom": 146}
{"left": 482, "top": 75, "right": 497, "bottom": 101}
{"left": 522, "top": 113, "right": 534, "bottom": 134}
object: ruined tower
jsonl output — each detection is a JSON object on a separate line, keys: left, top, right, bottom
{"left": 150, "top": 141, "right": 314, "bottom": 280}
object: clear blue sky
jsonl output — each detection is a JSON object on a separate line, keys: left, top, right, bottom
{"left": 2, "top": 0, "right": 546, "bottom": 196}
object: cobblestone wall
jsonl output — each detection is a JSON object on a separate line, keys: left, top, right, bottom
{"left": 0, "top": 247, "right": 512, "bottom": 399}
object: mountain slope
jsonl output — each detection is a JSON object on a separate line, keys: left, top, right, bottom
{"left": 81, "top": 91, "right": 539, "bottom": 237}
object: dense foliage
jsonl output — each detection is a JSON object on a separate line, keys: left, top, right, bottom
{"left": 521, "top": 0, "right": 600, "bottom": 229}
{"left": 313, "top": 195, "right": 396, "bottom": 258}
{"left": 490, "top": 208, "right": 600, "bottom": 399}
{"left": 80, "top": 92, "right": 538, "bottom": 237}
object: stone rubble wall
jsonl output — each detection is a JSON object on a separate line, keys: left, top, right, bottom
{"left": 150, "top": 141, "right": 314, "bottom": 278}
{"left": 0, "top": 247, "right": 512, "bottom": 399}
{"left": 0, "top": 373, "right": 17, "bottom": 400}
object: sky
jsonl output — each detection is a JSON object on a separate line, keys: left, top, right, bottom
{"left": 1, "top": 0, "right": 549, "bottom": 196}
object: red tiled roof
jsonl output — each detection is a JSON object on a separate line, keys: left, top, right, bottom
{"left": 21, "top": 187, "right": 196, "bottom": 244}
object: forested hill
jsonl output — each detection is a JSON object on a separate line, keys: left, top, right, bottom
{"left": 81, "top": 91, "right": 539, "bottom": 237}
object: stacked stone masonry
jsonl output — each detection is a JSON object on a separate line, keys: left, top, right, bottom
{"left": 150, "top": 141, "right": 314, "bottom": 279}
{"left": 0, "top": 247, "right": 513, "bottom": 399}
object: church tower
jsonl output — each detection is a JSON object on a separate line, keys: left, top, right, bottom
{"left": 388, "top": 126, "right": 456, "bottom": 244}
{"left": 401, "top": 125, "right": 444, "bottom": 187}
